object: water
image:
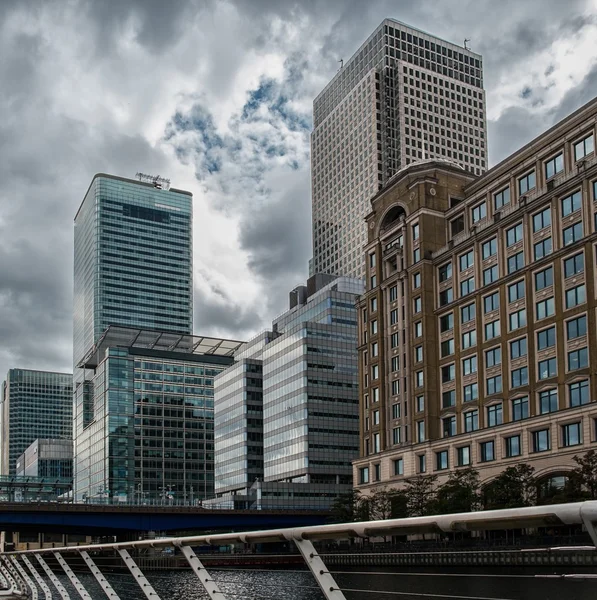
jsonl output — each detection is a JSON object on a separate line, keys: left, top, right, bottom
{"left": 45, "top": 566, "right": 597, "bottom": 599}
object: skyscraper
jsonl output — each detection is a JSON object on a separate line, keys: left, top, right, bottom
{"left": 311, "top": 19, "right": 487, "bottom": 278}
{"left": 1, "top": 369, "right": 72, "bottom": 475}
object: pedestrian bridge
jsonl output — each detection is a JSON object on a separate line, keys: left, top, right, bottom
{"left": 0, "top": 502, "right": 330, "bottom": 534}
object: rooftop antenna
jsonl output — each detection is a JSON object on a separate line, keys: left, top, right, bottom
{"left": 464, "top": 39, "right": 470, "bottom": 51}
{"left": 338, "top": 58, "right": 344, "bottom": 70}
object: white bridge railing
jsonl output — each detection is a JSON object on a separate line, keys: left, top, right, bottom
{"left": 1, "top": 501, "right": 596, "bottom": 599}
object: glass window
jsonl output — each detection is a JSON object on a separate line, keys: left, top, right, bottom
{"left": 391, "top": 309, "right": 399, "bottom": 324}
{"left": 483, "top": 265, "right": 498, "bottom": 285}
{"left": 391, "top": 333, "right": 399, "bottom": 348}
{"left": 451, "top": 215, "right": 465, "bottom": 236}
{"left": 440, "top": 313, "right": 454, "bottom": 332}
{"left": 415, "top": 346, "right": 423, "bottom": 362}
{"left": 512, "top": 396, "right": 529, "bottom": 421}
{"left": 371, "top": 320, "right": 378, "bottom": 335}
{"left": 533, "top": 207, "right": 551, "bottom": 232}
{"left": 372, "top": 365, "right": 379, "bottom": 380}
{"left": 568, "top": 347, "right": 588, "bottom": 371}
{"left": 563, "top": 222, "right": 583, "bottom": 246}
{"left": 561, "top": 191, "right": 582, "bottom": 217}
{"left": 486, "top": 375, "right": 502, "bottom": 395}
{"left": 392, "top": 427, "right": 401, "bottom": 444}
{"left": 416, "top": 370, "right": 424, "bottom": 387}
{"left": 441, "top": 339, "right": 455, "bottom": 358}
{"left": 391, "top": 379, "right": 399, "bottom": 394}
{"left": 413, "top": 248, "right": 421, "bottom": 263}
{"left": 472, "top": 202, "right": 487, "bottom": 223}
{"left": 565, "top": 284, "right": 586, "bottom": 309}
{"left": 371, "top": 342, "right": 378, "bottom": 357}
{"left": 485, "top": 320, "right": 500, "bottom": 340}
{"left": 442, "top": 390, "right": 456, "bottom": 408}
{"left": 463, "top": 355, "right": 477, "bottom": 375}
{"left": 482, "top": 237, "right": 497, "bottom": 259}
{"left": 461, "top": 303, "right": 475, "bottom": 323}
{"left": 539, "top": 389, "right": 558, "bottom": 414}
{"left": 457, "top": 446, "right": 471, "bottom": 466}
{"left": 538, "top": 358, "right": 557, "bottom": 380}
{"left": 564, "top": 253, "right": 584, "bottom": 278}
{"left": 413, "top": 272, "right": 421, "bottom": 288}
{"left": 574, "top": 133, "right": 594, "bottom": 161}
{"left": 464, "top": 410, "right": 479, "bottom": 432}
{"left": 443, "top": 416, "right": 456, "bottom": 438}
{"left": 436, "top": 450, "right": 449, "bottom": 470}
{"left": 509, "top": 308, "right": 526, "bottom": 331}
{"left": 511, "top": 367, "right": 528, "bottom": 388}
{"left": 418, "top": 454, "right": 426, "bottom": 473}
{"left": 392, "top": 403, "right": 401, "bottom": 419}
{"left": 494, "top": 186, "right": 510, "bottom": 210}
{"left": 460, "top": 277, "right": 475, "bottom": 296}
{"left": 505, "top": 435, "right": 521, "bottom": 458}
{"left": 463, "top": 383, "right": 478, "bottom": 403}
{"left": 417, "top": 420, "right": 425, "bottom": 442}
{"left": 487, "top": 404, "right": 503, "bottom": 427}
{"left": 535, "top": 297, "right": 554, "bottom": 320}
{"left": 535, "top": 266, "right": 553, "bottom": 290}
{"left": 518, "top": 170, "right": 536, "bottom": 195}
{"left": 567, "top": 315, "right": 587, "bottom": 340}
{"left": 508, "top": 280, "right": 525, "bottom": 303}
{"left": 370, "top": 275, "right": 377, "bottom": 288}
{"left": 359, "top": 467, "right": 369, "bottom": 484}
{"left": 562, "top": 422, "right": 582, "bottom": 447}
{"left": 389, "top": 285, "right": 398, "bottom": 301}
{"left": 532, "top": 429, "right": 550, "bottom": 452}
{"left": 369, "top": 253, "right": 377, "bottom": 268}
{"left": 441, "top": 364, "right": 455, "bottom": 383}
{"left": 484, "top": 292, "right": 500, "bottom": 313}
{"left": 485, "top": 347, "right": 501, "bottom": 367}
{"left": 416, "top": 395, "right": 424, "bottom": 412}
{"left": 545, "top": 153, "right": 563, "bottom": 179}
{"left": 393, "top": 458, "right": 404, "bottom": 475}
{"left": 439, "top": 288, "right": 453, "bottom": 306}
{"left": 460, "top": 250, "right": 474, "bottom": 271}
{"left": 373, "top": 433, "right": 380, "bottom": 453}
{"left": 439, "top": 263, "right": 452, "bottom": 282}
{"left": 373, "top": 409, "right": 380, "bottom": 425}
{"left": 510, "top": 337, "right": 527, "bottom": 359}
{"left": 537, "top": 326, "right": 555, "bottom": 350}
{"left": 412, "top": 223, "right": 420, "bottom": 240}
{"left": 372, "top": 388, "right": 379, "bottom": 403}
{"left": 506, "top": 223, "right": 523, "bottom": 247}
{"left": 462, "top": 329, "right": 477, "bottom": 349}
{"left": 480, "top": 440, "right": 495, "bottom": 462}
{"left": 534, "top": 238, "right": 552, "bottom": 260}
{"left": 570, "top": 380, "right": 589, "bottom": 407}
{"left": 415, "top": 321, "right": 423, "bottom": 337}
{"left": 508, "top": 251, "right": 524, "bottom": 274}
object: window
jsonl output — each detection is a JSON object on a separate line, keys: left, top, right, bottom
{"left": 370, "top": 297, "right": 378, "bottom": 313}
{"left": 373, "top": 433, "right": 380, "bottom": 453}
{"left": 439, "top": 288, "right": 453, "bottom": 306}
{"left": 461, "top": 303, "right": 475, "bottom": 323}
{"left": 373, "top": 409, "right": 380, "bottom": 425}
{"left": 389, "top": 285, "right": 398, "bottom": 301}
{"left": 391, "top": 333, "right": 399, "bottom": 348}
{"left": 413, "top": 248, "right": 420, "bottom": 263}
{"left": 442, "top": 364, "right": 455, "bottom": 383}
{"left": 484, "top": 292, "right": 500, "bottom": 314}
{"left": 436, "top": 450, "right": 449, "bottom": 470}
{"left": 392, "top": 427, "right": 401, "bottom": 444}
{"left": 510, "top": 337, "right": 527, "bottom": 359}
{"left": 509, "top": 308, "right": 526, "bottom": 331}
{"left": 371, "top": 342, "right": 378, "bottom": 357}
{"left": 564, "top": 253, "right": 584, "bottom": 278}
{"left": 535, "top": 297, "right": 554, "bottom": 320}
{"left": 472, "top": 202, "right": 487, "bottom": 223}
{"left": 418, "top": 454, "right": 426, "bottom": 473}
{"left": 412, "top": 222, "right": 420, "bottom": 240}
{"left": 483, "top": 265, "right": 498, "bottom": 285}
{"left": 413, "top": 272, "right": 421, "bottom": 288}
{"left": 441, "top": 339, "right": 454, "bottom": 358}
{"left": 416, "top": 395, "right": 425, "bottom": 412}
{"left": 371, "top": 320, "right": 378, "bottom": 335}
{"left": 372, "top": 388, "right": 379, "bottom": 403}
{"left": 391, "top": 379, "right": 399, "bottom": 395}
{"left": 417, "top": 420, "right": 425, "bottom": 442}
{"left": 451, "top": 215, "right": 465, "bottom": 236}
{"left": 565, "top": 284, "right": 586, "bottom": 308}
{"left": 463, "top": 383, "right": 478, "bottom": 403}
{"left": 537, "top": 326, "right": 555, "bottom": 350}
{"left": 570, "top": 380, "right": 589, "bottom": 407}
{"left": 533, "top": 207, "right": 551, "bottom": 232}
{"left": 486, "top": 375, "right": 502, "bottom": 395}
{"left": 462, "top": 329, "right": 477, "bottom": 349}
{"left": 505, "top": 435, "right": 521, "bottom": 458}
{"left": 485, "top": 320, "right": 500, "bottom": 340}
{"left": 508, "top": 251, "right": 524, "bottom": 274}
{"left": 372, "top": 365, "right": 379, "bottom": 380}
{"left": 480, "top": 440, "right": 495, "bottom": 462}
{"left": 359, "top": 467, "right": 369, "bottom": 484}
{"left": 482, "top": 237, "right": 497, "bottom": 259}
{"left": 391, "top": 357, "right": 399, "bottom": 373}
{"left": 457, "top": 446, "right": 471, "bottom": 466}
{"left": 518, "top": 170, "right": 536, "bottom": 195}
{"left": 370, "top": 275, "right": 377, "bottom": 288}
{"left": 439, "top": 263, "right": 452, "bottom": 282}
{"left": 463, "top": 355, "right": 477, "bottom": 375}
{"left": 561, "top": 191, "right": 582, "bottom": 217}
{"left": 562, "top": 423, "right": 582, "bottom": 447}
{"left": 538, "top": 358, "right": 557, "bottom": 380}
{"left": 532, "top": 429, "right": 550, "bottom": 452}
{"left": 369, "top": 253, "right": 376, "bottom": 268}
{"left": 415, "top": 321, "right": 423, "bottom": 337}
{"left": 392, "top": 403, "right": 401, "bottom": 419}
{"left": 443, "top": 416, "right": 456, "bottom": 437}
{"left": 508, "top": 280, "right": 525, "bottom": 303}
{"left": 393, "top": 458, "right": 404, "bottom": 476}
{"left": 494, "top": 186, "right": 510, "bottom": 210}
{"left": 545, "top": 153, "right": 563, "bottom": 179}
{"left": 440, "top": 313, "right": 454, "bottom": 332}
{"left": 539, "top": 389, "right": 558, "bottom": 414}
{"left": 460, "top": 277, "right": 475, "bottom": 296}
{"left": 534, "top": 238, "right": 552, "bottom": 260}
{"left": 486, "top": 347, "right": 501, "bottom": 367}
{"left": 464, "top": 410, "right": 479, "bottom": 432}
{"left": 511, "top": 367, "right": 528, "bottom": 388}
{"left": 512, "top": 396, "right": 529, "bottom": 421}
{"left": 487, "top": 404, "right": 503, "bottom": 427}
{"left": 535, "top": 266, "right": 553, "bottom": 290}
{"left": 416, "top": 371, "right": 424, "bottom": 388}
{"left": 563, "top": 222, "right": 583, "bottom": 246}
{"left": 506, "top": 223, "right": 523, "bottom": 247}
{"left": 390, "top": 309, "right": 398, "bottom": 325}
{"left": 574, "top": 133, "right": 594, "bottom": 161}
{"left": 415, "top": 346, "right": 423, "bottom": 362}
{"left": 568, "top": 347, "right": 588, "bottom": 371}
{"left": 567, "top": 315, "right": 587, "bottom": 340}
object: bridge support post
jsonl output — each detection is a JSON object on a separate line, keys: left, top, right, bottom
{"left": 53, "top": 552, "right": 92, "bottom": 600}
{"left": 117, "top": 549, "right": 161, "bottom": 599}
{"left": 35, "top": 554, "right": 71, "bottom": 600}
{"left": 79, "top": 550, "right": 120, "bottom": 599}
{"left": 10, "top": 555, "right": 39, "bottom": 600}
{"left": 293, "top": 538, "right": 347, "bottom": 600}
{"left": 0, "top": 557, "right": 22, "bottom": 596}
{"left": 177, "top": 544, "right": 227, "bottom": 599}
{"left": 22, "top": 555, "right": 52, "bottom": 600}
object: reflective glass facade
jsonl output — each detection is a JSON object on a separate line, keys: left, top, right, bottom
{"left": 16, "top": 439, "right": 73, "bottom": 480}
{"left": 1, "top": 370, "right": 72, "bottom": 475}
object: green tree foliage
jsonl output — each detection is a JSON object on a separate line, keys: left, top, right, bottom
{"left": 484, "top": 464, "right": 536, "bottom": 509}
{"left": 404, "top": 475, "right": 438, "bottom": 516}
{"left": 330, "top": 490, "right": 369, "bottom": 523}
{"left": 435, "top": 467, "right": 481, "bottom": 514}
{"left": 367, "top": 487, "right": 408, "bottom": 521}
{"left": 571, "top": 449, "right": 597, "bottom": 499}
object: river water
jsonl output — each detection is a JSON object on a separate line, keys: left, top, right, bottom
{"left": 47, "top": 566, "right": 597, "bottom": 599}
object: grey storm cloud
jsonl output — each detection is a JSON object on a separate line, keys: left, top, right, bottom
{"left": 0, "top": 0, "right": 596, "bottom": 378}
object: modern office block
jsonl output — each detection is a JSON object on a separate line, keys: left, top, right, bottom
{"left": 214, "top": 276, "right": 363, "bottom": 510}
{"left": 16, "top": 439, "right": 73, "bottom": 480}
{"left": 1, "top": 370, "right": 72, "bottom": 476}
{"left": 74, "top": 326, "right": 242, "bottom": 502}
{"left": 354, "top": 96, "right": 597, "bottom": 497}
{"left": 311, "top": 18, "right": 487, "bottom": 278}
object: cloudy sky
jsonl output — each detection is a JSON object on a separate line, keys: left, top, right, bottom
{"left": 1, "top": 0, "right": 597, "bottom": 377}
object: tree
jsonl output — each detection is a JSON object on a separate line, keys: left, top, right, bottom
{"left": 484, "top": 464, "right": 536, "bottom": 509}
{"left": 368, "top": 487, "right": 408, "bottom": 521}
{"left": 330, "top": 490, "right": 369, "bottom": 523}
{"left": 435, "top": 468, "right": 481, "bottom": 514}
{"left": 404, "top": 475, "right": 438, "bottom": 516}
{"left": 571, "top": 450, "right": 597, "bottom": 499}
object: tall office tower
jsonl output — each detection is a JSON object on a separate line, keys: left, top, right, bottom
{"left": 213, "top": 275, "right": 363, "bottom": 510}
{"left": 1, "top": 370, "right": 72, "bottom": 475}
{"left": 353, "top": 96, "right": 597, "bottom": 501}
{"left": 311, "top": 19, "right": 487, "bottom": 278}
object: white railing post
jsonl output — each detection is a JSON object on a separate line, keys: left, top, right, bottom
{"left": 22, "top": 554, "right": 52, "bottom": 600}
{"left": 35, "top": 554, "right": 71, "bottom": 600}
{"left": 0, "top": 557, "right": 22, "bottom": 596}
{"left": 177, "top": 544, "right": 227, "bottom": 599}
{"left": 293, "top": 537, "right": 347, "bottom": 600}
{"left": 53, "top": 552, "right": 92, "bottom": 600}
{"left": 79, "top": 550, "right": 120, "bottom": 599}
{"left": 117, "top": 549, "right": 161, "bottom": 599}
{"left": 11, "top": 555, "right": 39, "bottom": 600}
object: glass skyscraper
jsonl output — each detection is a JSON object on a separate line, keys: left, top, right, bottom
{"left": 1, "top": 369, "right": 72, "bottom": 475}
